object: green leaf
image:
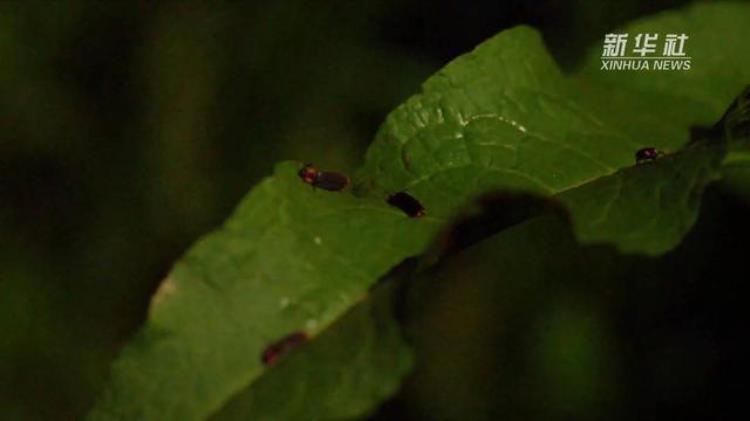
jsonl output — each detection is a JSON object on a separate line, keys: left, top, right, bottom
{"left": 557, "top": 140, "right": 724, "bottom": 254}
{"left": 91, "top": 3, "right": 750, "bottom": 420}
{"left": 360, "top": 9, "right": 748, "bottom": 253}
{"left": 360, "top": 26, "right": 639, "bottom": 219}
{"left": 211, "top": 278, "right": 411, "bottom": 421}
{"left": 89, "top": 163, "right": 439, "bottom": 421}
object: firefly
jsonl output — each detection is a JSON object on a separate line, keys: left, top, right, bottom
{"left": 261, "top": 331, "right": 309, "bottom": 365}
{"left": 387, "top": 192, "right": 426, "bottom": 218}
{"left": 298, "top": 164, "right": 350, "bottom": 191}
{"left": 635, "top": 147, "right": 663, "bottom": 164}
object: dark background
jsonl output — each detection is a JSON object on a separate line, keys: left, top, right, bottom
{"left": 1, "top": 1, "right": 745, "bottom": 419}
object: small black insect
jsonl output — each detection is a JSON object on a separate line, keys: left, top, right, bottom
{"left": 262, "top": 331, "right": 309, "bottom": 365}
{"left": 635, "top": 147, "right": 663, "bottom": 164}
{"left": 387, "top": 192, "right": 426, "bottom": 218}
{"left": 298, "top": 164, "right": 350, "bottom": 191}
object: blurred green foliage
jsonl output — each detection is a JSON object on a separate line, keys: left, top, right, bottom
{"left": 1, "top": 1, "right": 747, "bottom": 420}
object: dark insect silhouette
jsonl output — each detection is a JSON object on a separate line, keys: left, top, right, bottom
{"left": 635, "top": 147, "right": 663, "bottom": 164}
{"left": 387, "top": 192, "right": 426, "bottom": 217}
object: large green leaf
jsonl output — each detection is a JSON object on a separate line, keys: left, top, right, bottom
{"left": 90, "top": 3, "right": 749, "bottom": 420}
{"left": 359, "top": 27, "right": 639, "bottom": 219}
{"left": 89, "top": 163, "right": 440, "bottom": 420}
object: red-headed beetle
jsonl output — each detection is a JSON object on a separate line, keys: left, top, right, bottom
{"left": 298, "top": 164, "right": 350, "bottom": 191}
